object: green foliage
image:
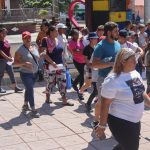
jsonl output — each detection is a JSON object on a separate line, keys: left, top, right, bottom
{"left": 23, "top": 0, "right": 52, "bottom": 8}
{"left": 23, "top": 0, "right": 77, "bottom": 14}
{"left": 59, "top": 0, "right": 71, "bottom": 13}
{"left": 38, "top": 9, "right": 49, "bottom": 17}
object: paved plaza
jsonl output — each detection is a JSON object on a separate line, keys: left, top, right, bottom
{"left": 0, "top": 81, "right": 150, "bottom": 150}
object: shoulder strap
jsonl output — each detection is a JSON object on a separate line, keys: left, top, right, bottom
{"left": 23, "top": 45, "right": 39, "bottom": 67}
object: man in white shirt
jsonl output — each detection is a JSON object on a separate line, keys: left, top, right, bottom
{"left": 138, "top": 24, "right": 148, "bottom": 50}
{"left": 118, "top": 29, "right": 144, "bottom": 75}
{"left": 118, "top": 30, "right": 143, "bottom": 55}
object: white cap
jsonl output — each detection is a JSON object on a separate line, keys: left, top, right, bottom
{"left": 56, "top": 23, "right": 67, "bottom": 29}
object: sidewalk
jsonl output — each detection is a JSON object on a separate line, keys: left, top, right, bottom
{"left": 0, "top": 81, "right": 150, "bottom": 150}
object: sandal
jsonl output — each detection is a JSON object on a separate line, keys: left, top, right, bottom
{"left": 63, "top": 102, "right": 74, "bottom": 106}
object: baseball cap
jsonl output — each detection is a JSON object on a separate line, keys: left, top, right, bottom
{"left": 119, "top": 30, "right": 128, "bottom": 38}
{"left": 22, "top": 31, "right": 31, "bottom": 39}
{"left": 56, "top": 23, "right": 67, "bottom": 29}
{"left": 87, "top": 32, "right": 99, "bottom": 40}
{"left": 128, "top": 31, "right": 136, "bottom": 36}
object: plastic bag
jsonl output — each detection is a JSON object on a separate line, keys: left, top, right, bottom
{"left": 142, "top": 67, "right": 146, "bottom": 80}
{"left": 66, "top": 69, "right": 72, "bottom": 89}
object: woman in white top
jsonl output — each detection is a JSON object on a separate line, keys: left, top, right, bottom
{"left": 95, "top": 48, "right": 150, "bottom": 150}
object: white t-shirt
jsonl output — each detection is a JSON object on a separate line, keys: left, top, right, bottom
{"left": 121, "top": 41, "right": 140, "bottom": 61}
{"left": 57, "top": 34, "right": 72, "bottom": 61}
{"left": 82, "top": 35, "right": 89, "bottom": 47}
{"left": 138, "top": 32, "right": 147, "bottom": 47}
{"left": 101, "top": 70, "right": 145, "bottom": 123}
{"left": 121, "top": 41, "right": 138, "bottom": 52}
{"left": 57, "top": 34, "right": 67, "bottom": 50}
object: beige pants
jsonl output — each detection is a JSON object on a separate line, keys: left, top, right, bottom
{"left": 96, "top": 76, "right": 105, "bottom": 100}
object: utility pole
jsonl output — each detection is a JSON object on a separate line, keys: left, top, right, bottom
{"left": 144, "top": 0, "right": 150, "bottom": 23}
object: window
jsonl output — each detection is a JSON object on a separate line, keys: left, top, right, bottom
{"left": 110, "top": 0, "right": 126, "bottom": 12}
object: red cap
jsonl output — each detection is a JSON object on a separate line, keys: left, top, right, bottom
{"left": 22, "top": 31, "right": 31, "bottom": 39}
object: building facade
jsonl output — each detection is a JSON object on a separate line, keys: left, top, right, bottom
{"left": 0, "top": 0, "right": 5, "bottom": 9}
{"left": 135, "top": 0, "right": 144, "bottom": 19}
{"left": 4, "top": 0, "right": 20, "bottom": 10}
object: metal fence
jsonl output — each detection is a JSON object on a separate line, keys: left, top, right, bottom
{"left": 0, "top": 8, "right": 54, "bottom": 22}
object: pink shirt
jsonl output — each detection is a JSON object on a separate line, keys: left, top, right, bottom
{"left": 68, "top": 39, "right": 85, "bottom": 63}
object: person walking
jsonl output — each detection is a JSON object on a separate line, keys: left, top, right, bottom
{"left": 118, "top": 29, "right": 143, "bottom": 75}
{"left": 0, "top": 27, "right": 23, "bottom": 93}
{"left": 56, "top": 23, "right": 71, "bottom": 62}
{"left": 14, "top": 31, "right": 40, "bottom": 117}
{"left": 96, "top": 48, "right": 150, "bottom": 150}
{"left": 36, "top": 20, "right": 49, "bottom": 81}
{"left": 68, "top": 29, "right": 85, "bottom": 99}
{"left": 36, "top": 20, "right": 49, "bottom": 54}
{"left": 91, "top": 22, "right": 121, "bottom": 128}
{"left": 41, "top": 26, "right": 74, "bottom": 106}
{"left": 78, "top": 32, "right": 99, "bottom": 101}
{"left": 145, "top": 42, "right": 150, "bottom": 95}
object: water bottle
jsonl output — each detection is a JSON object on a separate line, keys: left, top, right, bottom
{"left": 102, "top": 57, "right": 112, "bottom": 63}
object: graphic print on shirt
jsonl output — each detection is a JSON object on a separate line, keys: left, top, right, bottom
{"left": 126, "top": 78, "right": 145, "bottom": 104}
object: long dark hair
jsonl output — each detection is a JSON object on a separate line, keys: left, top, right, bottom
{"left": 46, "top": 26, "right": 56, "bottom": 36}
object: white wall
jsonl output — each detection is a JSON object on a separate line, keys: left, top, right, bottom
{"left": 5, "top": 0, "right": 10, "bottom": 10}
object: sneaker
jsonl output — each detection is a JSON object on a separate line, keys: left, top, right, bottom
{"left": 22, "top": 104, "right": 30, "bottom": 112}
{"left": 31, "top": 110, "right": 40, "bottom": 118}
{"left": 0, "top": 88, "right": 6, "bottom": 93}
{"left": 62, "top": 102, "right": 74, "bottom": 106}
{"left": 78, "top": 93, "right": 84, "bottom": 100}
{"left": 91, "top": 120, "right": 99, "bottom": 129}
{"left": 15, "top": 87, "right": 23, "bottom": 93}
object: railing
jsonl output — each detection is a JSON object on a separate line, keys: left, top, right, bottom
{"left": 0, "top": 8, "right": 55, "bottom": 22}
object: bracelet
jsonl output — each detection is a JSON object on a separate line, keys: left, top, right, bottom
{"left": 98, "top": 124, "right": 107, "bottom": 129}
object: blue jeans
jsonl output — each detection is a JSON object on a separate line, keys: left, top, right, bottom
{"left": 0, "top": 59, "right": 16, "bottom": 87}
{"left": 20, "top": 72, "right": 37, "bottom": 108}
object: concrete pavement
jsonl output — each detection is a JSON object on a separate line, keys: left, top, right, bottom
{"left": 0, "top": 81, "right": 150, "bottom": 150}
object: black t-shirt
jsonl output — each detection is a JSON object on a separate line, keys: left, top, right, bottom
{"left": 83, "top": 45, "right": 94, "bottom": 60}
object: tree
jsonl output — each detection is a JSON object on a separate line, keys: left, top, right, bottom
{"left": 23, "top": 0, "right": 52, "bottom": 8}
{"left": 59, "top": 0, "right": 74, "bottom": 13}
{"left": 38, "top": 9, "right": 49, "bottom": 19}
{"left": 23, "top": 0, "right": 76, "bottom": 14}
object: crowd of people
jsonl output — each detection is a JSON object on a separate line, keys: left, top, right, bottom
{"left": 1, "top": 18, "right": 150, "bottom": 149}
